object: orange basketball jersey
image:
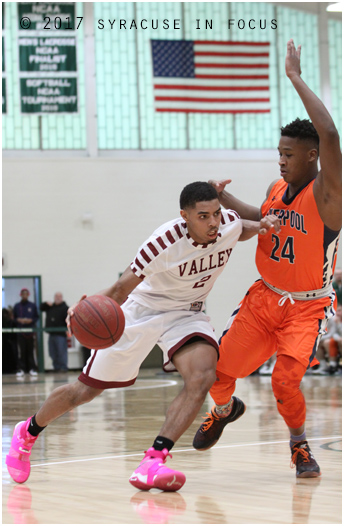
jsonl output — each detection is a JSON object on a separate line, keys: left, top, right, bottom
{"left": 256, "top": 178, "right": 340, "bottom": 292}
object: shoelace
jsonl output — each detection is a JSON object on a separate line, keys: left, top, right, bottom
{"left": 290, "top": 446, "right": 310, "bottom": 468}
{"left": 278, "top": 291, "right": 295, "bottom": 306}
{"left": 201, "top": 411, "right": 220, "bottom": 432}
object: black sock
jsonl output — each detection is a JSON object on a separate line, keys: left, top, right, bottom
{"left": 152, "top": 436, "right": 175, "bottom": 451}
{"left": 28, "top": 415, "right": 46, "bottom": 437}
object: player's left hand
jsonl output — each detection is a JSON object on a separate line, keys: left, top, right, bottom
{"left": 259, "top": 214, "right": 281, "bottom": 235}
{"left": 285, "top": 39, "right": 301, "bottom": 78}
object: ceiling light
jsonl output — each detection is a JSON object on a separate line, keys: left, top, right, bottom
{"left": 326, "top": 3, "right": 343, "bottom": 12}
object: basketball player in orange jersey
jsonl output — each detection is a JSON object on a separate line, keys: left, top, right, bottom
{"left": 193, "top": 39, "right": 342, "bottom": 478}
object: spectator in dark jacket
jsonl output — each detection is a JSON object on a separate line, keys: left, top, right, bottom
{"left": 41, "top": 292, "right": 69, "bottom": 372}
{"left": 2, "top": 308, "right": 17, "bottom": 373}
{"left": 13, "top": 288, "right": 39, "bottom": 377}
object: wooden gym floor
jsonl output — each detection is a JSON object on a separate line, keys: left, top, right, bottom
{"left": 2, "top": 369, "right": 342, "bottom": 524}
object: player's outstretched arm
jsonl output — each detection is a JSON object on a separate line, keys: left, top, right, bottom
{"left": 208, "top": 179, "right": 261, "bottom": 221}
{"left": 285, "top": 39, "right": 342, "bottom": 230}
{"left": 239, "top": 215, "right": 281, "bottom": 241}
{"left": 98, "top": 266, "right": 143, "bottom": 306}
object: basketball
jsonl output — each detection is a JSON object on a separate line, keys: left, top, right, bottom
{"left": 70, "top": 295, "right": 125, "bottom": 349}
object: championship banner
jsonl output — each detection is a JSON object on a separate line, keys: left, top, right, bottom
{"left": 17, "top": 3, "right": 79, "bottom": 114}
{"left": 17, "top": 2, "right": 76, "bottom": 31}
{"left": 20, "top": 77, "right": 78, "bottom": 114}
{"left": 19, "top": 37, "right": 77, "bottom": 73}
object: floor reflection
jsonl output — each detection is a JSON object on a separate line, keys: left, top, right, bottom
{"left": 130, "top": 490, "right": 186, "bottom": 524}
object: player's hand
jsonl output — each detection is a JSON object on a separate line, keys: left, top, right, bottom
{"left": 66, "top": 294, "right": 87, "bottom": 331}
{"left": 208, "top": 179, "right": 232, "bottom": 194}
{"left": 259, "top": 214, "right": 281, "bottom": 235}
{"left": 285, "top": 39, "right": 301, "bottom": 78}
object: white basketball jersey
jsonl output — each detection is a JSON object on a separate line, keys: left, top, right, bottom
{"left": 130, "top": 210, "right": 242, "bottom": 311}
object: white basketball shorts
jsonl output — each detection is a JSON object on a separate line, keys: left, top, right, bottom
{"left": 78, "top": 297, "right": 219, "bottom": 389}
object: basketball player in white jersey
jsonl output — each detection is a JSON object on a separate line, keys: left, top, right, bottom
{"left": 6, "top": 182, "right": 280, "bottom": 491}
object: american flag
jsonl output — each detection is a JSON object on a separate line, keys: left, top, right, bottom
{"left": 151, "top": 39, "right": 270, "bottom": 113}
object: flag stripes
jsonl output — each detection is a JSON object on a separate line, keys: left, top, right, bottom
{"left": 151, "top": 39, "right": 270, "bottom": 114}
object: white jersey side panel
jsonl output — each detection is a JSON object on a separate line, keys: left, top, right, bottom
{"left": 130, "top": 210, "right": 242, "bottom": 311}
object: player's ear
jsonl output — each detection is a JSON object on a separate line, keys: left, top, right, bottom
{"left": 180, "top": 209, "right": 188, "bottom": 221}
{"left": 308, "top": 148, "right": 318, "bottom": 162}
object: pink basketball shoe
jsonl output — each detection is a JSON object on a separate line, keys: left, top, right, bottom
{"left": 6, "top": 417, "right": 38, "bottom": 483}
{"left": 129, "top": 448, "right": 186, "bottom": 491}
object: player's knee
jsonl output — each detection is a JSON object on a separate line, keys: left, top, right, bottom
{"left": 271, "top": 373, "right": 300, "bottom": 404}
{"left": 186, "top": 368, "right": 216, "bottom": 397}
{"left": 271, "top": 356, "right": 305, "bottom": 404}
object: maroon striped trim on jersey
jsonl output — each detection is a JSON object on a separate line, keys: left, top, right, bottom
{"left": 157, "top": 236, "right": 167, "bottom": 249}
{"left": 173, "top": 223, "right": 183, "bottom": 239}
{"left": 165, "top": 230, "right": 176, "bottom": 244}
{"left": 132, "top": 222, "right": 187, "bottom": 273}
{"left": 221, "top": 210, "right": 240, "bottom": 223}
{"left": 140, "top": 249, "right": 151, "bottom": 264}
{"left": 134, "top": 257, "right": 144, "bottom": 270}
{"left": 147, "top": 242, "right": 159, "bottom": 257}
{"left": 186, "top": 231, "right": 220, "bottom": 247}
{"left": 131, "top": 266, "right": 145, "bottom": 280}
{"left": 228, "top": 210, "right": 240, "bottom": 221}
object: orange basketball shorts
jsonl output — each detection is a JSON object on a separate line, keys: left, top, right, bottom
{"left": 216, "top": 279, "right": 335, "bottom": 379}
{"left": 210, "top": 280, "right": 335, "bottom": 428}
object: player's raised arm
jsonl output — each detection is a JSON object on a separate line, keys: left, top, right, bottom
{"left": 285, "top": 39, "right": 342, "bottom": 230}
{"left": 208, "top": 179, "right": 261, "bottom": 221}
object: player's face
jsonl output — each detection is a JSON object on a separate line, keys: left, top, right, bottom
{"left": 181, "top": 199, "right": 222, "bottom": 245}
{"left": 278, "top": 136, "right": 317, "bottom": 187}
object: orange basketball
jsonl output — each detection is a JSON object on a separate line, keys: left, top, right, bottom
{"left": 70, "top": 295, "right": 125, "bottom": 349}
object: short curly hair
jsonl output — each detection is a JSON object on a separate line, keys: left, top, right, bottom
{"left": 281, "top": 118, "right": 319, "bottom": 150}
